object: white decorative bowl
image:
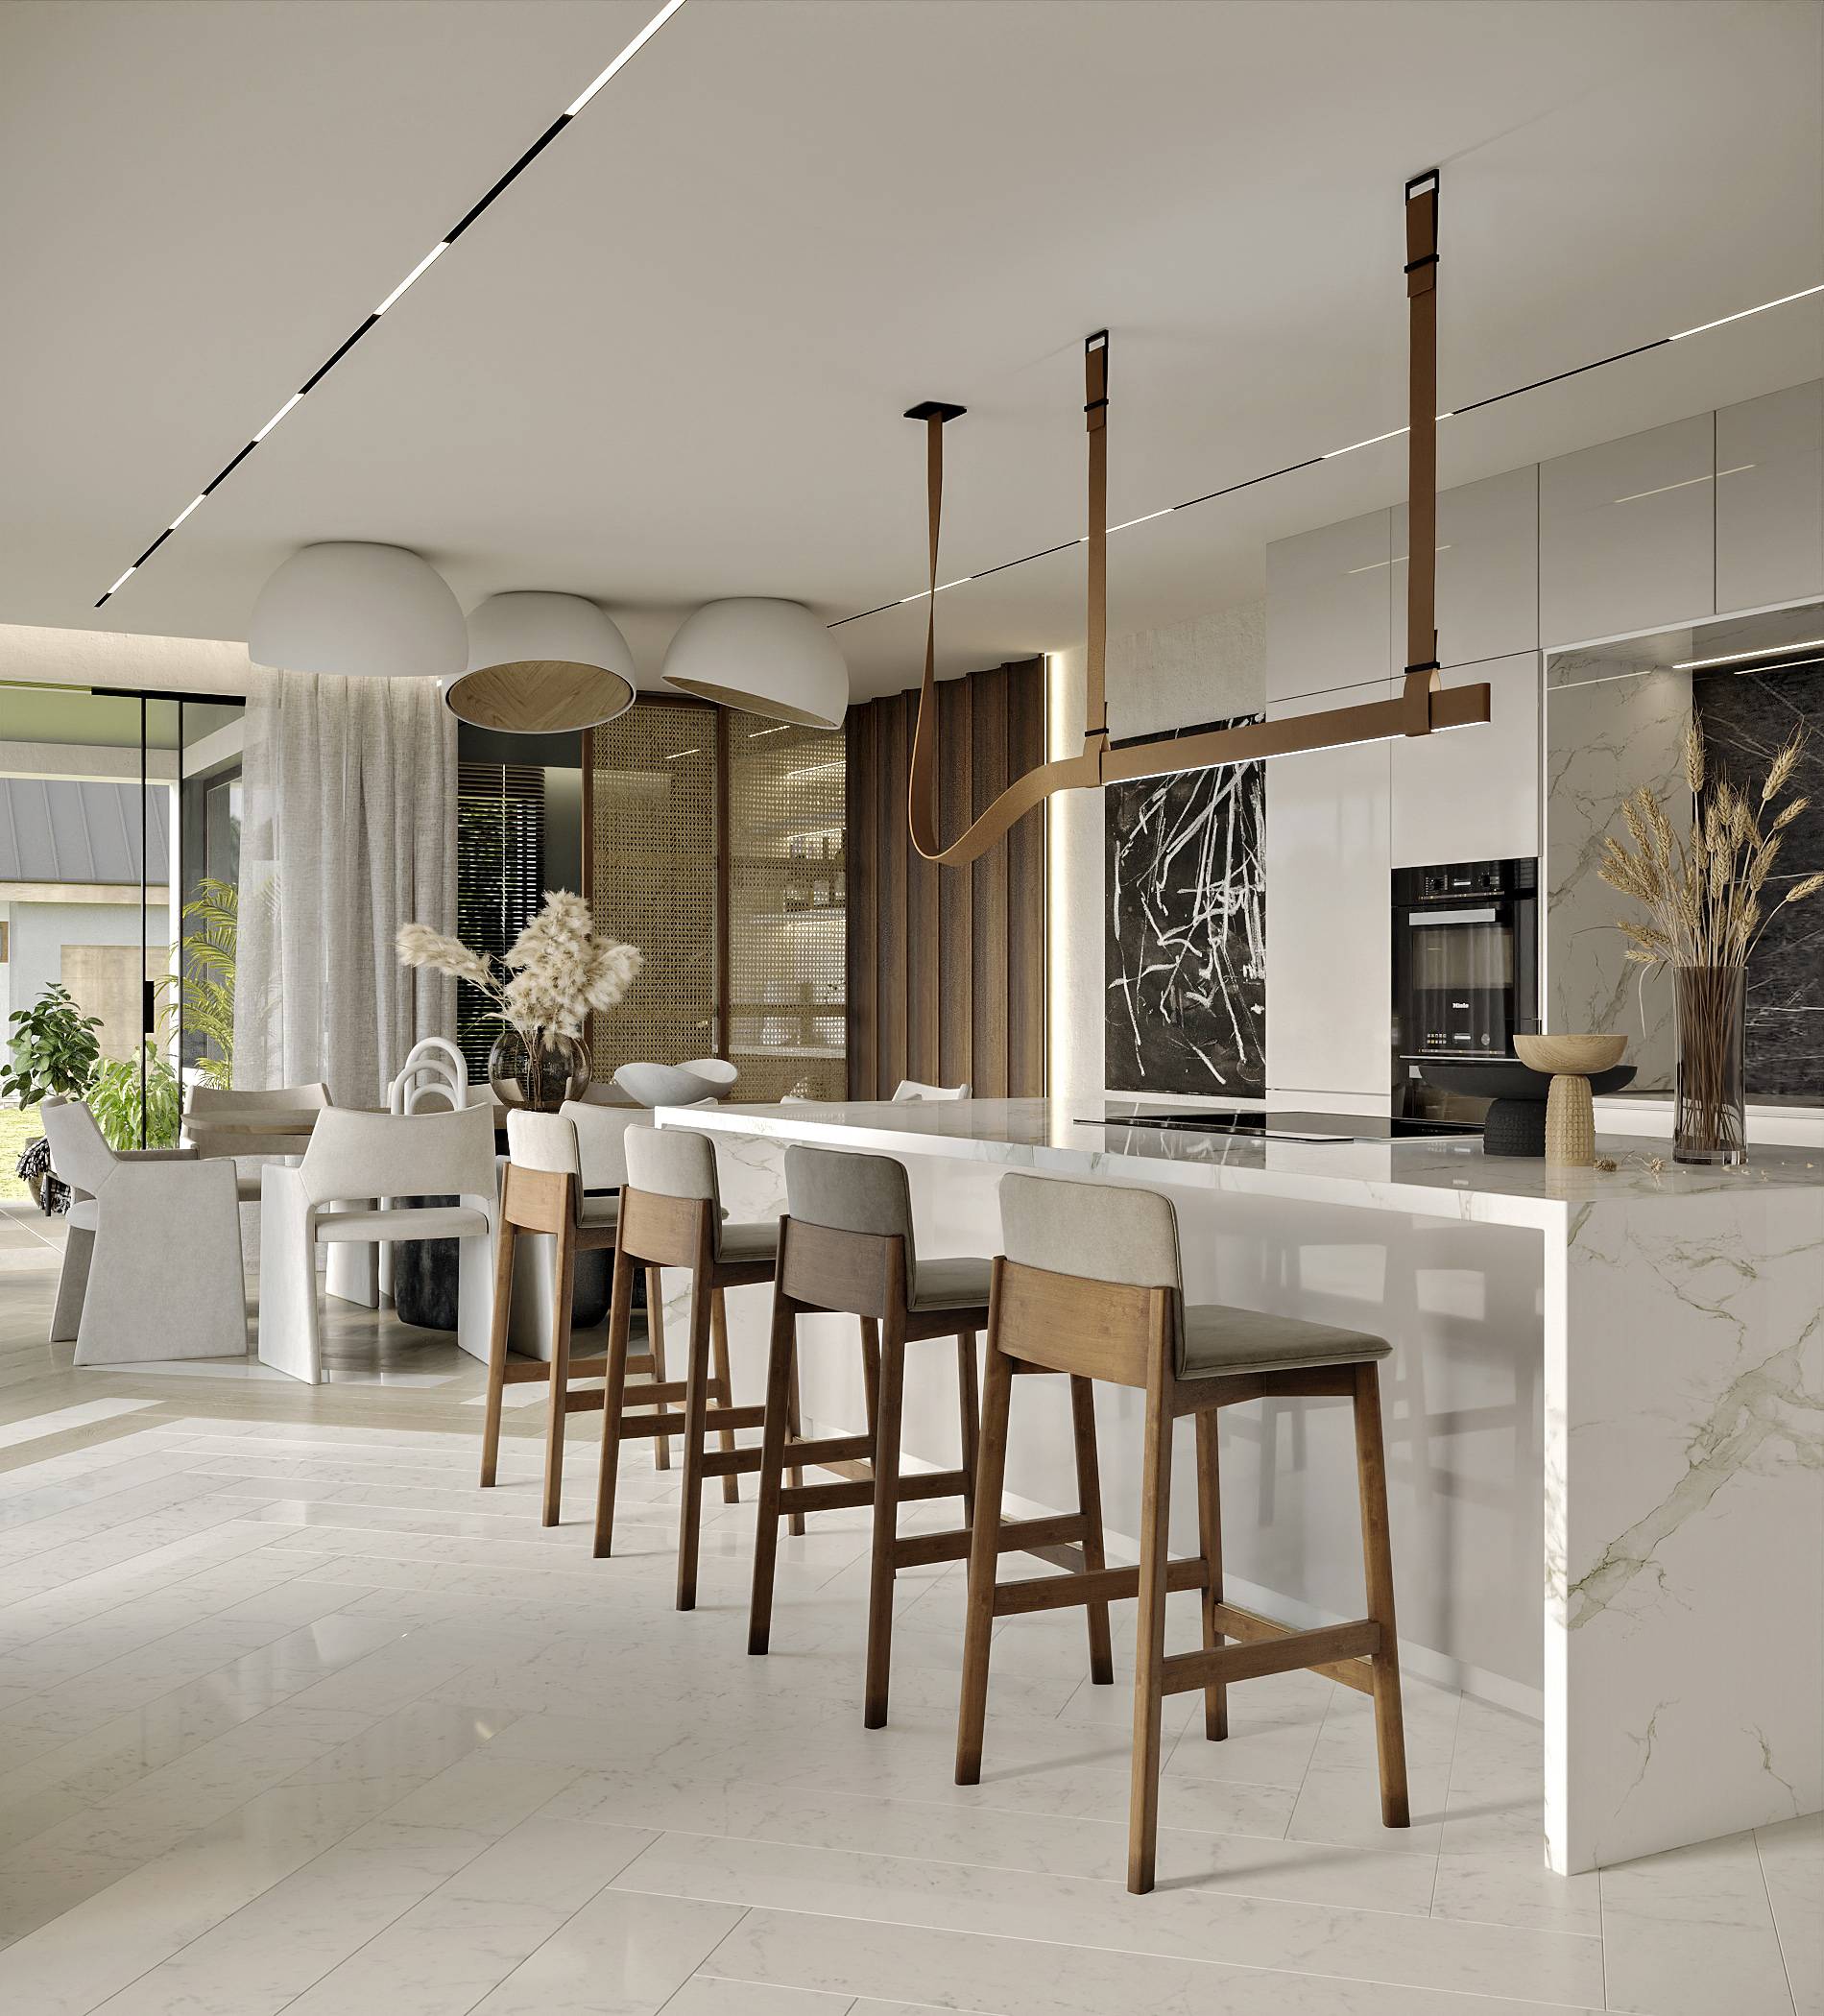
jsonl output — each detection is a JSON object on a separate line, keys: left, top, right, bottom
{"left": 612, "top": 1058, "right": 738, "bottom": 1108}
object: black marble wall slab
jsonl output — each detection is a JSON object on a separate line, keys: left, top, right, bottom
{"left": 1693, "top": 662, "right": 1824, "bottom": 1098}
{"left": 1105, "top": 720, "right": 1265, "bottom": 1096}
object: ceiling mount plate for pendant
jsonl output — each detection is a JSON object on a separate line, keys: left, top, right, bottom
{"left": 903, "top": 401, "right": 968, "bottom": 423}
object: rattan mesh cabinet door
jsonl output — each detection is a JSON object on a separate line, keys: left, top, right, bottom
{"left": 727, "top": 715, "right": 846, "bottom": 1101}
{"left": 586, "top": 702, "right": 720, "bottom": 1080}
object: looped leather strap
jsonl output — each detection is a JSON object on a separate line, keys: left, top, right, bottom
{"left": 1402, "top": 171, "right": 1441, "bottom": 735}
{"left": 904, "top": 344, "right": 1107, "bottom": 866}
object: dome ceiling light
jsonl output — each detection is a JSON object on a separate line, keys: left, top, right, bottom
{"left": 248, "top": 541, "right": 468, "bottom": 681}
{"left": 901, "top": 170, "right": 1495, "bottom": 869}
{"left": 91, "top": 0, "right": 689, "bottom": 611}
{"left": 446, "top": 591, "right": 637, "bottom": 732}
{"left": 661, "top": 597, "right": 848, "bottom": 730}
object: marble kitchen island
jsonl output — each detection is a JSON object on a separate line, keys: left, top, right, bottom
{"left": 659, "top": 1096, "right": 1824, "bottom": 1877}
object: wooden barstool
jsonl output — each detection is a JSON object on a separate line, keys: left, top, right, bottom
{"left": 482, "top": 1104, "right": 665, "bottom": 1527}
{"left": 958, "top": 1171, "right": 1409, "bottom": 1895}
{"left": 749, "top": 1144, "right": 1115, "bottom": 1728}
{"left": 594, "top": 1125, "right": 801, "bottom": 1609}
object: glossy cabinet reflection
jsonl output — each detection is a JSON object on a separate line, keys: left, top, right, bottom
{"left": 1265, "top": 509, "right": 1391, "bottom": 703}
{"left": 1716, "top": 380, "right": 1824, "bottom": 615}
{"left": 1264, "top": 678, "right": 1393, "bottom": 1103}
{"left": 1539, "top": 415, "right": 1716, "bottom": 646}
{"left": 1391, "top": 466, "right": 1538, "bottom": 671}
{"left": 1391, "top": 653, "right": 1540, "bottom": 869}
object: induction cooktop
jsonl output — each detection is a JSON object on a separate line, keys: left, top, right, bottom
{"left": 1079, "top": 1107, "right": 1480, "bottom": 1143}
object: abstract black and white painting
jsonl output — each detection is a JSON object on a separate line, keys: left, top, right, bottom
{"left": 1105, "top": 719, "right": 1265, "bottom": 1094}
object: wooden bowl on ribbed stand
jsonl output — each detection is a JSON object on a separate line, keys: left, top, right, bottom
{"left": 1513, "top": 1035, "right": 1627, "bottom": 1167}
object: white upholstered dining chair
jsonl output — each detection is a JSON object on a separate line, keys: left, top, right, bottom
{"left": 256, "top": 1103, "right": 499, "bottom": 1381}
{"left": 40, "top": 1096, "right": 247, "bottom": 1366}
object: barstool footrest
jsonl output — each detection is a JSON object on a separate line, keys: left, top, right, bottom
{"left": 1162, "top": 1619, "right": 1380, "bottom": 1694}
{"left": 993, "top": 1554, "right": 1207, "bottom": 1618}
{"left": 780, "top": 1432, "right": 876, "bottom": 1468}
{"left": 1207, "top": 1600, "right": 1381, "bottom": 1695}
{"left": 896, "top": 1509, "right": 1087, "bottom": 1571}
{"left": 780, "top": 1476, "right": 876, "bottom": 1514}
{"left": 700, "top": 1444, "right": 766, "bottom": 1479}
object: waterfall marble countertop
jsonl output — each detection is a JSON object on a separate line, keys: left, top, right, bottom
{"left": 666, "top": 1094, "right": 1824, "bottom": 1229}
{"left": 662, "top": 1094, "right": 1824, "bottom": 1879}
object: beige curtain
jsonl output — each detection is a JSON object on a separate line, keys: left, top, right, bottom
{"left": 235, "top": 669, "right": 456, "bottom": 1105}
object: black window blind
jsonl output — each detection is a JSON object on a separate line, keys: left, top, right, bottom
{"left": 456, "top": 761, "right": 545, "bottom": 1081}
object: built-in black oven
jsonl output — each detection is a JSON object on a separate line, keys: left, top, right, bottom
{"left": 1392, "top": 858, "right": 1538, "bottom": 1081}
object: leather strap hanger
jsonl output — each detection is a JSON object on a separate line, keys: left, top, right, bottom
{"left": 903, "top": 170, "right": 1485, "bottom": 869}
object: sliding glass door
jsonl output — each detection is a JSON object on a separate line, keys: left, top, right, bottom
{"left": 0, "top": 683, "right": 243, "bottom": 1177}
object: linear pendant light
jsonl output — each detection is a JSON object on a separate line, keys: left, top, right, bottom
{"left": 903, "top": 169, "right": 1490, "bottom": 867}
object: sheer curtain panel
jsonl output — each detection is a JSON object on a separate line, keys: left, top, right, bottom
{"left": 236, "top": 670, "right": 457, "bottom": 1105}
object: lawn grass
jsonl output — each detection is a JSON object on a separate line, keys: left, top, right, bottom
{"left": 0, "top": 1103, "right": 43, "bottom": 1202}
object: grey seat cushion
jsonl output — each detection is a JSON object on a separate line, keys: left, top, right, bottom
{"left": 909, "top": 1255, "right": 993, "bottom": 1313}
{"left": 316, "top": 1205, "right": 489, "bottom": 1242}
{"left": 578, "top": 1192, "right": 619, "bottom": 1230}
{"left": 717, "top": 1218, "right": 780, "bottom": 1265}
{"left": 1180, "top": 1302, "right": 1389, "bottom": 1380}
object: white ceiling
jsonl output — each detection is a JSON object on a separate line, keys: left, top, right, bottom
{"left": 2, "top": 0, "right": 1820, "bottom": 700}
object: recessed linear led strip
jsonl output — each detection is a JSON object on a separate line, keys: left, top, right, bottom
{"left": 1674, "top": 637, "right": 1824, "bottom": 671}
{"left": 95, "top": 0, "right": 688, "bottom": 609}
{"left": 830, "top": 276, "right": 1824, "bottom": 630}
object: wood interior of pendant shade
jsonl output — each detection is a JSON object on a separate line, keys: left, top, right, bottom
{"left": 447, "top": 660, "right": 635, "bottom": 733}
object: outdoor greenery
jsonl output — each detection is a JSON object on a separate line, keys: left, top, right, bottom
{"left": 2, "top": 984, "right": 103, "bottom": 1107}
{"left": 167, "top": 876, "right": 238, "bottom": 1088}
{"left": 86, "top": 1043, "right": 182, "bottom": 1151}
{"left": 0, "top": 1103, "right": 38, "bottom": 1202}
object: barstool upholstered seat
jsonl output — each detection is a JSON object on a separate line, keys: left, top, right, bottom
{"left": 958, "top": 1172, "right": 1409, "bottom": 1895}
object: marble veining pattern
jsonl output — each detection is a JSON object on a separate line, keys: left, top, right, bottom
{"left": 1105, "top": 722, "right": 1265, "bottom": 1095}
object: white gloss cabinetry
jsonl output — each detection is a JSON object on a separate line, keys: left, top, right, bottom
{"left": 1264, "top": 509, "right": 1390, "bottom": 702}
{"left": 1715, "top": 379, "right": 1824, "bottom": 614}
{"left": 1390, "top": 465, "right": 1538, "bottom": 671}
{"left": 1263, "top": 680, "right": 1392, "bottom": 1104}
{"left": 1539, "top": 415, "right": 1716, "bottom": 646}
{"left": 1391, "top": 652, "right": 1541, "bottom": 869}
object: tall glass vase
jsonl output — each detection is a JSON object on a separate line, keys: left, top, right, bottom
{"left": 1672, "top": 965, "right": 1746, "bottom": 1165}
{"left": 488, "top": 1028, "right": 591, "bottom": 1113}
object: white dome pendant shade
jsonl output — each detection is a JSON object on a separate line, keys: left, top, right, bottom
{"left": 660, "top": 597, "right": 848, "bottom": 730}
{"left": 248, "top": 542, "right": 468, "bottom": 681}
{"left": 446, "top": 592, "right": 637, "bottom": 733}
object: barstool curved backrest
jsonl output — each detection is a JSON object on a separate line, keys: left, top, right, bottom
{"left": 996, "top": 1172, "right": 1183, "bottom": 1385}
{"left": 784, "top": 1144, "right": 917, "bottom": 1280}
{"left": 623, "top": 1125, "right": 731, "bottom": 1258}
{"left": 507, "top": 1103, "right": 637, "bottom": 1210}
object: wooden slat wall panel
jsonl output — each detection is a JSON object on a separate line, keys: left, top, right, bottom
{"left": 937, "top": 674, "right": 973, "bottom": 1092}
{"left": 877, "top": 691, "right": 910, "bottom": 1092}
{"left": 846, "top": 706, "right": 878, "bottom": 1100}
{"left": 970, "top": 664, "right": 1011, "bottom": 1097}
{"left": 846, "top": 657, "right": 1044, "bottom": 1101}
{"left": 903, "top": 687, "right": 941, "bottom": 1083}
{"left": 1005, "top": 666, "right": 1046, "bottom": 1097}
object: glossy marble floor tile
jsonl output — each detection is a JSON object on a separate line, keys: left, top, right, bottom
{"left": 0, "top": 1212, "right": 1815, "bottom": 2016}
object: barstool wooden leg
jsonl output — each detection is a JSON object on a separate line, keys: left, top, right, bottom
{"left": 540, "top": 1221, "right": 577, "bottom": 1529}
{"left": 858, "top": 1314, "right": 881, "bottom": 1436}
{"left": 593, "top": 1243, "right": 636, "bottom": 1559}
{"left": 1127, "top": 1354, "right": 1175, "bottom": 1895}
{"left": 956, "top": 1332, "right": 980, "bottom": 1526}
{"left": 955, "top": 1342, "right": 1014, "bottom": 1786}
{"left": 1352, "top": 1360, "right": 1410, "bottom": 1827}
{"left": 785, "top": 1352, "right": 806, "bottom": 1539}
{"left": 710, "top": 1287, "right": 740, "bottom": 1505}
{"left": 1194, "top": 1407, "right": 1228, "bottom": 1740}
{"left": 864, "top": 1308, "right": 908, "bottom": 1729}
{"left": 675, "top": 1266, "right": 715, "bottom": 1611}
{"left": 747, "top": 1288, "right": 798, "bottom": 1655}
{"left": 1068, "top": 1375, "right": 1116, "bottom": 1686}
{"left": 480, "top": 1215, "right": 516, "bottom": 1488}
{"left": 646, "top": 1266, "right": 671, "bottom": 1470}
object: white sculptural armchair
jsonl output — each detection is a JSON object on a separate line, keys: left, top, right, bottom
{"left": 257, "top": 1102, "right": 499, "bottom": 1382}
{"left": 39, "top": 1096, "right": 247, "bottom": 1366}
